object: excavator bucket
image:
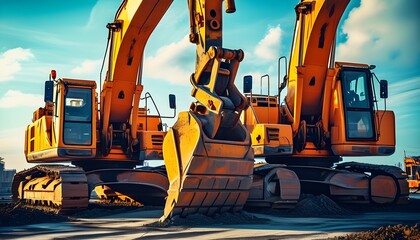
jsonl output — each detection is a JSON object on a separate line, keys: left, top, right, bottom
{"left": 161, "top": 111, "right": 254, "bottom": 220}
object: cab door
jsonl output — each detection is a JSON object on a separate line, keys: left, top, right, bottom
{"left": 341, "top": 68, "right": 376, "bottom": 141}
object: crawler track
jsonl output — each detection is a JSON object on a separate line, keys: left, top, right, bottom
{"left": 12, "top": 165, "right": 89, "bottom": 213}
{"left": 336, "top": 162, "right": 409, "bottom": 204}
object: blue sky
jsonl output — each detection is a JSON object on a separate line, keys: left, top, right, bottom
{"left": 0, "top": 0, "right": 419, "bottom": 171}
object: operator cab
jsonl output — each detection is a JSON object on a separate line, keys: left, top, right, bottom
{"left": 341, "top": 67, "right": 375, "bottom": 141}
{"left": 331, "top": 62, "right": 394, "bottom": 156}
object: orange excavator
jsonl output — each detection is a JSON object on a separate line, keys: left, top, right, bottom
{"left": 241, "top": 0, "right": 409, "bottom": 207}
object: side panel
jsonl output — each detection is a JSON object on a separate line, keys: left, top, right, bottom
{"left": 25, "top": 116, "right": 55, "bottom": 161}
{"left": 331, "top": 108, "right": 395, "bottom": 156}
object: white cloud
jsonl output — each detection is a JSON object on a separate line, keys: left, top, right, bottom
{"left": 337, "top": 0, "right": 420, "bottom": 67}
{"left": 254, "top": 25, "right": 282, "bottom": 62}
{"left": 0, "top": 90, "right": 43, "bottom": 108}
{"left": 71, "top": 59, "right": 102, "bottom": 76}
{"left": 143, "top": 35, "right": 194, "bottom": 85}
{"left": 0, "top": 48, "right": 34, "bottom": 82}
{"left": 388, "top": 77, "right": 420, "bottom": 94}
{"left": 386, "top": 76, "right": 420, "bottom": 106}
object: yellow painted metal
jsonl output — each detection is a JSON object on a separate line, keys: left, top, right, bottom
{"left": 137, "top": 131, "right": 165, "bottom": 160}
{"left": 159, "top": 0, "right": 254, "bottom": 220}
{"left": 101, "top": 0, "right": 173, "bottom": 123}
{"left": 250, "top": 124, "right": 293, "bottom": 157}
{"left": 100, "top": 0, "right": 173, "bottom": 143}
{"left": 94, "top": 185, "right": 141, "bottom": 204}
{"left": 404, "top": 156, "right": 420, "bottom": 192}
{"left": 243, "top": 0, "right": 396, "bottom": 158}
{"left": 242, "top": 95, "right": 293, "bottom": 156}
{"left": 161, "top": 111, "right": 254, "bottom": 220}
{"left": 15, "top": 166, "right": 89, "bottom": 212}
{"left": 25, "top": 79, "right": 97, "bottom": 163}
{"left": 285, "top": 0, "right": 350, "bottom": 134}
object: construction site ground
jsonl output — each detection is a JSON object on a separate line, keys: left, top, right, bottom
{"left": 0, "top": 194, "right": 419, "bottom": 240}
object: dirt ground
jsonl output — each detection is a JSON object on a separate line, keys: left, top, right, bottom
{"left": 1, "top": 195, "right": 419, "bottom": 239}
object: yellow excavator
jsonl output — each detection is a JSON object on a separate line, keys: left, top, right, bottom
{"left": 404, "top": 154, "right": 420, "bottom": 193}
{"left": 242, "top": 0, "right": 408, "bottom": 207}
{"left": 13, "top": 0, "right": 176, "bottom": 212}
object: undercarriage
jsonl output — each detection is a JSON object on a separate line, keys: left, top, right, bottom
{"left": 12, "top": 164, "right": 169, "bottom": 213}
{"left": 12, "top": 160, "right": 409, "bottom": 215}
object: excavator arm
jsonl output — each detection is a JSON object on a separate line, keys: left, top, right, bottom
{"left": 161, "top": 0, "right": 254, "bottom": 220}
{"left": 285, "top": 0, "right": 349, "bottom": 138}
{"left": 188, "top": 0, "right": 247, "bottom": 137}
{"left": 100, "top": 0, "right": 173, "bottom": 156}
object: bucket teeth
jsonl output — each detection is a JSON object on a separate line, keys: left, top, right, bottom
{"left": 161, "top": 112, "right": 254, "bottom": 221}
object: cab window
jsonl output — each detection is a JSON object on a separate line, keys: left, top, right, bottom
{"left": 63, "top": 88, "right": 92, "bottom": 145}
{"left": 342, "top": 69, "right": 375, "bottom": 140}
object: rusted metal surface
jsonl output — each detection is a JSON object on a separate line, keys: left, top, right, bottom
{"left": 336, "top": 162, "right": 409, "bottom": 204}
{"left": 247, "top": 164, "right": 300, "bottom": 208}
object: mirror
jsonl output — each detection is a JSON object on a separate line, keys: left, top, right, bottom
{"left": 380, "top": 80, "right": 388, "bottom": 99}
{"left": 44, "top": 81, "right": 54, "bottom": 103}
{"left": 169, "top": 94, "right": 176, "bottom": 109}
{"left": 243, "top": 75, "right": 253, "bottom": 93}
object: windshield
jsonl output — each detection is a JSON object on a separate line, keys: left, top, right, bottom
{"left": 342, "top": 69, "right": 375, "bottom": 140}
{"left": 342, "top": 70, "right": 370, "bottom": 109}
{"left": 63, "top": 87, "right": 92, "bottom": 145}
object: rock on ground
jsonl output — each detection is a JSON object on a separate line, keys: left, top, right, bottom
{"left": 334, "top": 224, "right": 420, "bottom": 240}
{"left": 0, "top": 203, "right": 70, "bottom": 227}
{"left": 292, "top": 194, "right": 351, "bottom": 217}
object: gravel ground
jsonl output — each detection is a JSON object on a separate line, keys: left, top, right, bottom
{"left": 0, "top": 203, "right": 71, "bottom": 227}
{"left": 1, "top": 195, "right": 420, "bottom": 239}
{"left": 0, "top": 202, "right": 144, "bottom": 227}
{"left": 334, "top": 224, "right": 420, "bottom": 240}
{"left": 148, "top": 211, "right": 269, "bottom": 228}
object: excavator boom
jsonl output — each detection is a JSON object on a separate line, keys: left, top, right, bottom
{"left": 285, "top": 0, "right": 349, "bottom": 134}
{"left": 100, "top": 0, "right": 173, "bottom": 157}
